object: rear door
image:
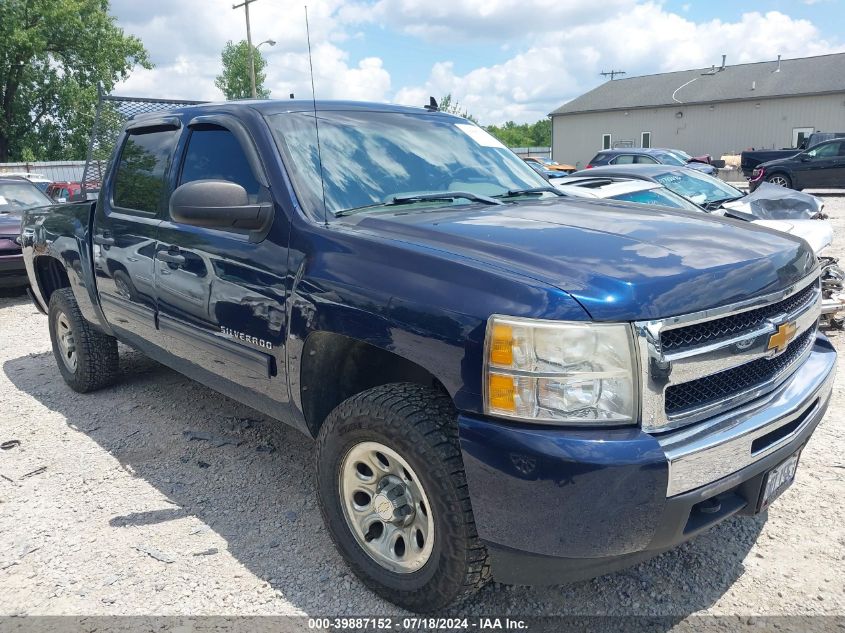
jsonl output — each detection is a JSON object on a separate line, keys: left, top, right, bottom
{"left": 154, "top": 114, "right": 288, "bottom": 401}
{"left": 93, "top": 119, "right": 180, "bottom": 350}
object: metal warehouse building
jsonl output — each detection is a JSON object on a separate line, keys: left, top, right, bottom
{"left": 550, "top": 53, "right": 845, "bottom": 169}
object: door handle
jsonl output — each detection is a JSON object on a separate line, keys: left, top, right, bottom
{"left": 94, "top": 235, "right": 115, "bottom": 246}
{"left": 156, "top": 251, "right": 186, "bottom": 265}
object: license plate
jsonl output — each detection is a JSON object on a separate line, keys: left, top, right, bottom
{"left": 759, "top": 452, "right": 801, "bottom": 511}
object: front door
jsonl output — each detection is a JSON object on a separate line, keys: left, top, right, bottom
{"left": 154, "top": 117, "right": 289, "bottom": 403}
{"left": 795, "top": 141, "right": 845, "bottom": 188}
{"left": 93, "top": 122, "right": 180, "bottom": 350}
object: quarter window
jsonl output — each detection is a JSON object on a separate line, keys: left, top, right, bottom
{"left": 112, "top": 130, "right": 178, "bottom": 213}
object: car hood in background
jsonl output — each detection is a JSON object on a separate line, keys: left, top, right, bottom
{"left": 684, "top": 162, "right": 716, "bottom": 174}
{"left": 722, "top": 182, "right": 824, "bottom": 220}
{"left": 352, "top": 198, "right": 817, "bottom": 321}
{"left": 0, "top": 212, "right": 22, "bottom": 237}
{"left": 752, "top": 219, "right": 833, "bottom": 254}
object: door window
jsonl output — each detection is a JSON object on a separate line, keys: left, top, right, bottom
{"left": 179, "top": 127, "right": 261, "bottom": 201}
{"left": 806, "top": 142, "right": 841, "bottom": 159}
{"left": 635, "top": 155, "right": 659, "bottom": 164}
{"left": 610, "top": 155, "right": 635, "bottom": 164}
{"left": 112, "top": 130, "right": 178, "bottom": 214}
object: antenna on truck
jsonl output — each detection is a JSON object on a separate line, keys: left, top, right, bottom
{"left": 305, "top": 5, "right": 329, "bottom": 228}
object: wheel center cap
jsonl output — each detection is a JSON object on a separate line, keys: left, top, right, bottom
{"left": 372, "top": 476, "right": 415, "bottom": 524}
{"left": 373, "top": 493, "right": 395, "bottom": 521}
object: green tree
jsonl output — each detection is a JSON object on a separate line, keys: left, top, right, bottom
{"left": 0, "top": 0, "right": 150, "bottom": 162}
{"left": 486, "top": 118, "right": 551, "bottom": 148}
{"left": 438, "top": 93, "right": 477, "bottom": 123}
{"left": 215, "top": 40, "right": 270, "bottom": 100}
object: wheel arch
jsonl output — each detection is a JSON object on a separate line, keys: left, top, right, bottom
{"left": 299, "top": 331, "right": 449, "bottom": 438}
{"left": 32, "top": 255, "right": 71, "bottom": 306}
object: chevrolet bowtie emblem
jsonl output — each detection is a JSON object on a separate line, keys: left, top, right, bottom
{"left": 768, "top": 321, "right": 798, "bottom": 355}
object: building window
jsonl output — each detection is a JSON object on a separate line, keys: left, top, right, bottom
{"left": 641, "top": 132, "right": 651, "bottom": 148}
{"left": 602, "top": 134, "right": 612, "bottom": 150}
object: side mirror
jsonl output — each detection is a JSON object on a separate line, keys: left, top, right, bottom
{"left": 800, "top": 155, "right": 812, "bottom": 162}
{"left": 169, "top": 180, "right": 271, "bottom": 231}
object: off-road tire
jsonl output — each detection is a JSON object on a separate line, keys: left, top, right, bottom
{"left": 315, "top": 383, "right": 491, "bottom": 612}
{"left": 48, "top": 288, "right": 119, "bottom": 392}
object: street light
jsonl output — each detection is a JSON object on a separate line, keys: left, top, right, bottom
{"left": 233, "top": 0, "right": 272, "bottom": 98}
{"left": 257, "top": 39, "right": 276, "bottom": 49}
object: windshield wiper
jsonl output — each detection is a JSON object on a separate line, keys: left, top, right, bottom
{"left": 702, "top": 195, "right": 744, "bottom": 210}
{"left": 494, "top": 187, "right": 563, "bottom": 199}
{"left": 335, "top": 190, "right": 503, "bottom": 217}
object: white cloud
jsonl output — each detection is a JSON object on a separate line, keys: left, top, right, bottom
{"left": 109, "top": 0, "right": 844, "bottom": 126}
{"left": 111, "top": 0, "right": 388, "bottom": 102}
{"left": 392, "top": 5, "right": 844, "bottom": 123}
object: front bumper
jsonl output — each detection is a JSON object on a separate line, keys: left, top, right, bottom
{"left": 459, "top": 336, "right": 836, "bottom": 585}
{"left": 0, "top": 254, "right": 27, "bottom": 288}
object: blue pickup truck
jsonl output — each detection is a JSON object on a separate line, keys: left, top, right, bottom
{"left": 20, "top": 100, "right": 835, "bottom": 611}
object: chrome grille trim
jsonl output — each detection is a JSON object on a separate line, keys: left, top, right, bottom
{"left": 635, "top": 272, "right": 822, "bottom": 433}
{"left": 659, "top": 349, "right": 835, "bottom": 496}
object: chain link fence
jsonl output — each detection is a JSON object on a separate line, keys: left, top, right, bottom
{"left": 81, "top": 89, "right": 206, "bottom": 197}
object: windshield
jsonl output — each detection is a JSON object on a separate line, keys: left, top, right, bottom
{"left": 267, "top": 111, "right": 548, "bottom": 217}
{"left": 610, "top": 187, "right": 701, "bottom": 212}
{"left": 0, "top": 182, "right": 53, "bottom": 213}
{"left": 651, "top": 169, "right": 743, "bottom": 206}
{"left": 655, "top": 152, "right": 687, "bottom": 166}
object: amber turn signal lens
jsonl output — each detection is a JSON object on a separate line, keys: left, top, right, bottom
{"left": 489, "top": 323, "right": 514, "bottom": 366}
{"left": 488, "top": 374, "right": 516, "bottom": 411}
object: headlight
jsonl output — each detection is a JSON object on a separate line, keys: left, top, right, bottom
{"left": 483, "top": 316, "right": 638, "bottom": 425}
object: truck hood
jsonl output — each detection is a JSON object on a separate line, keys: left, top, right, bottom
{"left": 352, "top": 198, "right": 817, "bottom": 321}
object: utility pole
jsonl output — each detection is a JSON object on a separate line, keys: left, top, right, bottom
{"left": 600, "top": 70, "right": 626, "bottom": 81}
{"left": 233, "top": 0, "right": 259, "bottom": 98}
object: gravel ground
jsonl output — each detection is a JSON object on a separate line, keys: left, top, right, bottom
{"left": 1, "top": 194, "right": 844, "bottom": 623}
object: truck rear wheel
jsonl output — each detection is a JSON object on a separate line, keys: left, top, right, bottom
{"left": 48, "top": 288, "right": 119, "bottom": 393}
{"left": 315, "top": 383, "right": 490, "bottom": 612}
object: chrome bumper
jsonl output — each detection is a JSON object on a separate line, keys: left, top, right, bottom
{"left": 658, "top": 338, "right": 836, "bottom": 497}
{"left": 821, "top": 294, "right": 844, "bottom": 316}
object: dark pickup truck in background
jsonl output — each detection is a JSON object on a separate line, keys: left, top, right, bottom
{"left": 20, "top": 100, "right": 836, "bottom": 611}
{"left": 741, "top": 132, "right": 845, "bottom": 178}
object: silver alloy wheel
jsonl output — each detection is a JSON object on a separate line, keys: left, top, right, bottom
{"left": 55, "top": 311, "right": 78, "bottom": 372}
{"left": 768, "top": 175, "right": 789, "bottom": 187}
{"left": 339, "top": 441, "right": 435, "bottom": 573}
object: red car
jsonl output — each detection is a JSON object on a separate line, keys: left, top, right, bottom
{"left": 46, "top": 181, "right": 100, "bottom": 203}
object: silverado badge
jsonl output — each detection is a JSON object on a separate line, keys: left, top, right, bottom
{"left": 767, "top": 321, "right": 797, "bottom": 355}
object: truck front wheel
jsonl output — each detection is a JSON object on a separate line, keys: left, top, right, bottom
{"left": 315, "top": 383, "right": 490, "bottom": 612}
{"left": 48, "top": 288, "right": 119, "bottom": 393}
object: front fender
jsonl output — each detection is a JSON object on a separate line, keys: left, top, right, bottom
{"left": 286, "top": 224, "right": 589, "bottom": 416}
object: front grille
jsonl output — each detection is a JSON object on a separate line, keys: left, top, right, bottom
{"left": 665, "top": 327, "right": 815, "bottom": 416}
{"left": 661, "top": 282, "right": 817, "bottom": 353}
